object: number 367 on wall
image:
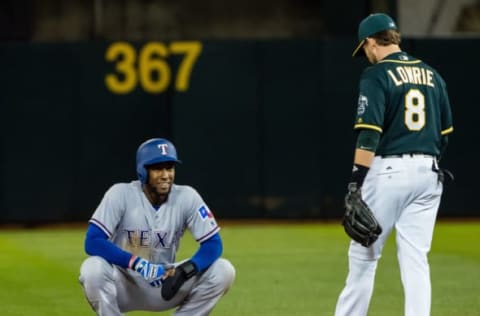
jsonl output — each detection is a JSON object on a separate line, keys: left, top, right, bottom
{"left": 105, "top": 41, "right": 202, "bottom": 94}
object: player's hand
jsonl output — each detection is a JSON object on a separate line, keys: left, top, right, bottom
{"left": 130, "top": 256, "right": 165, "bottom": 287}
{"left": 161, "top": 260, "right": 198, "bottom": 300}
{"left": 432, "top": 161, "right": 454, "bottom": 184}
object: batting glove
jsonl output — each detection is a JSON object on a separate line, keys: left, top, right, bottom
{"left": 130, "top": 256, "right": 165, "bottom": 287}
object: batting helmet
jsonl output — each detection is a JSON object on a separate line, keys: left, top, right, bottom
{"left": 136, "top": 138, "right": 181, "bottom": 183}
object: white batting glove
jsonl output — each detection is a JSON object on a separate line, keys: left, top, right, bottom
{"left": 130, "top": 256, "right": 165, "bottom": 287}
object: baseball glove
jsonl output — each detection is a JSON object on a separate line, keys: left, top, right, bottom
{"left": 161, "top": 260, "right": 198, "bottom": 301}
{"left": 342, "top": 183, "right": 382, "bottom": 247}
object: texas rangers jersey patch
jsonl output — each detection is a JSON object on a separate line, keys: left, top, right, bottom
{"left": 198, "top": 205, "right": 214, "bottom": 221}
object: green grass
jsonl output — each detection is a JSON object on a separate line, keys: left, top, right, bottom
{"left": 0, "top": 221, "right": 479, "bottom": 315}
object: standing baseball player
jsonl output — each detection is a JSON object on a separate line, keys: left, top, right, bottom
{"left": 335, "top": 13, "right": 453, "bottom": 316}
{"left": 79, "top": 138, "right": 235, "bottom": 315}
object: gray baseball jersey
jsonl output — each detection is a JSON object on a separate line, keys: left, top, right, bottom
{"left": 89, "top": 181, "right": 219, "bottom": 265}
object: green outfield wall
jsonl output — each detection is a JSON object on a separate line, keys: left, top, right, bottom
{"left": 0, "top": 39, "right": 477, "bottom": 223}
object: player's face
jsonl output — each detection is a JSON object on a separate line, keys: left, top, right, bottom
{"left": 146, "top": 162, "right": 175, "bottom": 196}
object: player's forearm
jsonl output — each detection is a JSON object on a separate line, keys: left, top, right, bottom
{"left": 190, "top": 233, "right": 222, "bottom": 272}
{"left": 350, "top": 129, "right": 380, "bottom": 186}
{"left": 85, "top": 223, "right": 133, "bottom": 268}
{"left": 355, "top": 129, "right": 380, "bottom": 165}
{"left": 354, "top": 148, "right": 375, "bottom": 167}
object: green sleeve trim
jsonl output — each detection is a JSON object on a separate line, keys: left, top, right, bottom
{"left": 356, "top": 129, "right": 381, "bottom": 152}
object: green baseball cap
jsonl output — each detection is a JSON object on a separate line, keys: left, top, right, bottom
{"left": 352, "top": 13, "right": 398, "bottom": 57}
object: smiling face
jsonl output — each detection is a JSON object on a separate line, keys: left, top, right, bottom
{"left": 143, "top": 161, "right": 175, "bottom": 205}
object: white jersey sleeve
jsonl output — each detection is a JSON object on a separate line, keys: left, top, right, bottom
{"left": 181, "top": 187, "right": 220, "bottom": 243}
{"left": 89, "top": 183, "right": 128, "bottom": 237}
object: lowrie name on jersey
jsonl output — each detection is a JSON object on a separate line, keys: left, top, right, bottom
{"left": 387, "top": 66, "right": 434, "bottom": 87}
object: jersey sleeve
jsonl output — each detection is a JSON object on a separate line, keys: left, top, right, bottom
{"left": 89, "top": 183, "right": 127, "bottom": 238}
{"left": 185, "top": 188, "right": 220, "bottom": 243}
{"left": 353, "top": 70, "right": 386, "bottom": 133}
{"left": 438, "top": 76, "right": 454, "bottom": 135}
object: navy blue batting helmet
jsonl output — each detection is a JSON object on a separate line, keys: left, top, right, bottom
{"left": 136, "top": 138, "right": 181, "bottom": 183}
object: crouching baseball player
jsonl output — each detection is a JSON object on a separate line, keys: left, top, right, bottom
{"left": 79, "top": 138, "right": 235, "bottom": 315}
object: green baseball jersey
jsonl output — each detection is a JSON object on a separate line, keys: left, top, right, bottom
{"left": 354, "top": 52, "right": 453, "bottom": 156}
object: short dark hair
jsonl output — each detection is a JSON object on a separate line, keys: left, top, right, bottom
{"left": 371, "top": 29, "right": 401, "bottom": 46}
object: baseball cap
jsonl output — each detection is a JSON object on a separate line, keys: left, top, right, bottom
{"left": 352, "top": 13, "right": 398, "bottom": 57}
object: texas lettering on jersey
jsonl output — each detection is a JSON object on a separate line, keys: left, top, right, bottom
{"left": 123, "top": 229, "right": 178, "bottom": 249}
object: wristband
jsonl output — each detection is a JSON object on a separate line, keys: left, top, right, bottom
{"left": 181, "top": 261, "right": 198, "bottom": 279}
{"left": 128, "top": 256, "right": 139, "bottom": 269}
{"left": 350, "top": 164, "right": 369, "bottom": 186}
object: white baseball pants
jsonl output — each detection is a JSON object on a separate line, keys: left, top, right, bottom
{"left": 79, "top": 257, "right": 235, "bottom": 316}
{"left": 335, "top": 155, "right": 443, "bottom": 316}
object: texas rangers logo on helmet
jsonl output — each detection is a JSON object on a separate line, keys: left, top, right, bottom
{"left": 157, "top": 143, "right": 169, "bottom": 155}
{"left": 136, "top": 138, "right": 181, "bottom": 184}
